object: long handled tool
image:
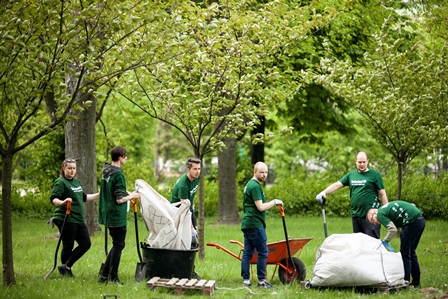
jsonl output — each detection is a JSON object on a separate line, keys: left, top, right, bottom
{"left": 98, "top": 226, "right": 108, "bottom": 276}
{"left": 277, "top": 204, "right": 297, "bottom": 284}
{"left": 320, "top": 197, "right": 328, "bottom": 238}
{"left": 44, "top": 201, "right": 71, "bottom": 279}
{"left": 131, "top": 199, "right": 146, "bottom": 282}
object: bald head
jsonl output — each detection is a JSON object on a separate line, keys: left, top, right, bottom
{"left": 253, "top": 162, "right": 268, "bottom": 183}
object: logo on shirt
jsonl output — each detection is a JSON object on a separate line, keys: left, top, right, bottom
{"left": 71, "top": 186, "right": 83, "bottom": 193}
{"left": 351, "top": 179, "right": 366, "bottom": 186}
{"left": 190, "top": 185, "right": 199, "bottom": 196}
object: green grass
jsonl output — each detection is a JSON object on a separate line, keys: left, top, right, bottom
{"left": 1, "top": 214, "right": 447, "bottom": 298}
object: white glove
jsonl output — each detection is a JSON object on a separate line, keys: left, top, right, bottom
{"left": 191, "top": 228, "right": 198, "bottom": 243}
{"left": 273, "top": 199, "right": 284, "bottom": 207}
{"left": 316, "top": 192, "right": 326, "bottom": 204}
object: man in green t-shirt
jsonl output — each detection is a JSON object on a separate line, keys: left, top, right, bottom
{"left": 170, "top": 157, "right": 201, "bottom": 278}
{"left": 241, "top": 162, "right": 283, "bottom": 289}
{"left": 170, "top": 157, "right": 201, "bottom": 237}
{"left": 367, "top": 201, "right": 425, "bottom": 287}
{"left": 98, "top": 146, "right": 140, "bottom": 285}
{"left": 316, "top": 151, "right": 389, "bottom": 239}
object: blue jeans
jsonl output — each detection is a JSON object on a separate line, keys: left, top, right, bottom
{"left": 241, "top": 228, "right": 268, "bottom": 281}
{"left": 400, "top": 217, "right": 425, "bottom": 285}
{"left": 352, "top": 216, "right": 380, "bottom": 239}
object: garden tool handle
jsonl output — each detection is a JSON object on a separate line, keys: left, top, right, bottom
{"left": 278, "top": 204, "right": 285, "bottom": 217}
{"left": 66, "top": 201, "right": 71, "bottom": 214}
{"left": 131, "top": 198, "right": 138, "bottom": 213}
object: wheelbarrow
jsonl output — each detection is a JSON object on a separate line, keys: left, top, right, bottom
{"left": 207, "top": 237, "right": 312, "bottom": 284}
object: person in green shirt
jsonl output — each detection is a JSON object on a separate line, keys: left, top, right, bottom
{"left": 98, "top": 146, "right": 140, "bottom": 285}
{"left": 170, "top": 157, "right": 201, "bottom": 278}
{"left": 367, "top": 201, "right": 425, "bottom": 287}
{"left": 50, "top": 158, "right": 99, "bottom": 277}
{"left": 241, "top": 162, "right": 283, "bottom": 289}
{"left": 316, "top": 151, "right": 389, "bottom": 239}
{"left": 170, "top": 157, "right": 201, "bottom": 245}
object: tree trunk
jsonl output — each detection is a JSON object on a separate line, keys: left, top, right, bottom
{"left": 197, "top": 156, "right": 205, "bottom": 259}
{"left": 1, "top": 153, "right": 16, "bottom": 286}
{"left": 65, "top": 85, "right": 100, "bottom": 235}
{"left": 217, "top": 138, "right": 241, "bottom": 224}
{"left": 251, "top": 116, "right": 265, "bottom": 164}
{"left": 397, "top": 162, "right": 403, "bottom": 200}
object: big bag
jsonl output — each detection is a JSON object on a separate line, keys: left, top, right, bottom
{"left": 310, "top": 233, "right": 405, "bottom": 287}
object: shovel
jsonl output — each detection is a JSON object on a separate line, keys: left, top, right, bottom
{"left": 44, "top": 201, "right": 71, "bottom": 279}
{"left": 98, "top": 226, "right": 108, "bottom": 276}
{"left": 131, "top": 199, "right": 146, "bottom": 282}
{"left": 320, "top": 197, "right": 328, "bottom": 238}
{"left": 277, "top": 204, "right": 297, "bottom": 284}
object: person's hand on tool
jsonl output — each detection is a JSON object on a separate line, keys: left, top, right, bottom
{"left": 381, "top": 240, "right": 395, "bottom": 252}
{"left": 316, "top": 192, "right": 326, "bottom": 204}
{"left": 273, "top": 199, "right": 283, "bottom": 207}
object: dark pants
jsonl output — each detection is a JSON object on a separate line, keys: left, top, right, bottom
{"left": 352, "top": 216, "right": 381, "bottom": 239}
{"left": 401, "top": 217, "right": 425, "bottom": 285}
{"left": 241, "top": 228, "right": 268, "bottom": 282}
{"left": 101, "top": 226, "right": 127, "bottom": 280}
{"left": 54, "top": 219, "right": 91, "bottom": 269}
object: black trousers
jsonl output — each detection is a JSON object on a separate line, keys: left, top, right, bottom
{"left": 54, "top": 219, "right": 91, "bottom": 268}
{"left": 100, "top": 226, "right": 127, "bottom": 280}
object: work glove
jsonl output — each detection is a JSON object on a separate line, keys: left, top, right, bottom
{"left": 191, "top": 228, "right": 198, "bottom": 243}
{"left": 273, "top": 199, "right": 284, "bottom": 207}
{"left": 381, "top": 240, "right": 395, "bottom": 252}
{"left": 316, "top": 192, "right": 326, "bottom": 205}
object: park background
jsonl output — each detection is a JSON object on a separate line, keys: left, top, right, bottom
{"left": 1, "top": 0, "right": 447, "bottom": 296}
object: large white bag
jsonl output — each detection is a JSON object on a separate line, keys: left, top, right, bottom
{"left": 310, "top": 233, "right": 405, "bottom": 287}
{"left": 135, "top": 179, "right": 192, "bottom": 250}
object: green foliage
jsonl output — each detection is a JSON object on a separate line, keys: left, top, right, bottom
{"left": 9, "top": 183, "right": 53, "bottom": 220}
{"left": 263, "top": 170, "right": 448, "bottom": 220}
{"left": 386, "top": 172, "right": 448, "bottom": 220}
{"left": 14, "top": 130, "right": 66, "bottom": 192}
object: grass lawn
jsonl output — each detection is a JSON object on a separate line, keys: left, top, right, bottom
{"left": 1, "top": 214, "right": 447, "bottom": 298}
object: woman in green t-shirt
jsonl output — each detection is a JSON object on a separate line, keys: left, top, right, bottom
{"left": 50, "top": 158, "right": 99, "bottom": 277}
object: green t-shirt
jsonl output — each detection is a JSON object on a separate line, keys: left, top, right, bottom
{"left": 98, "top": 163, "right": 128, "bottom": 227}
{"left": 51, "top": 176, "right": 86, "bottom": 224}
{"left": 377, "top": 200, "right": 423, "bottom": 228}
{"left": 340, "top": 169, "right": 385, "bottom": 217}
{"left": 169, "top": 173, "right": 199, "bottom": 212}
{"left": 241, "top": 178, "right": 266, "bottom": 230}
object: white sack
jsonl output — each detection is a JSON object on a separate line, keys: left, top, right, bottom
{"left": 310, "top": 233, "right": 405, "bottom": 287}
{"left": 135, "top": 179, "right": 192, "bottom": 250}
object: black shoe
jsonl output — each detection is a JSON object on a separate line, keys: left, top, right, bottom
{"left": 58, "top": 265, "right": 74, "bottom": 277}
{"left": 257, "top": 281, "right": 274, "bottom": 288}
{"left": 98, "top": 275, "right": 108, "bottom": 283}
{"left": 192, "top": 271, "right": 202, "bottom": 280}
{"left": 109, "top": 278, "right": 124, "bottom": 286}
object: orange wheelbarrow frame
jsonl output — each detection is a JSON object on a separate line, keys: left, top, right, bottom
{"left": 207, "top": 237, "right": 312, "bottom": 284}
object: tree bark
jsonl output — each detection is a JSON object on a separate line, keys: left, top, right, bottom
{"left": 197, "top": 156, "right": 205, "bottom": 259}
{"left": 217, "top": 138, "right": 241, "bottom": 224}
{"left": 1, "top": 153, "right": 16, "bottom": 286}
{"left": 65, "top": 85, "right": 100, "bottom": 235}
{"left": 251, "top": 116, "right": 265, "bottom": 164}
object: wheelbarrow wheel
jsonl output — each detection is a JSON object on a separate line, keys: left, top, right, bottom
{"left": 278, "top": 257, "right": 306, "bottom": 284}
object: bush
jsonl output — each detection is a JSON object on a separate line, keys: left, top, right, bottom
{"left": 10, "top": 182, "right": 53, "bottom": 219}
{"left": 266, "top": 170, "right": 448, "bottom": 220}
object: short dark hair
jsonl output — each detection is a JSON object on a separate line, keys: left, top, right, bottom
{"left": 186, "top": 157, "right": 201, "bottom": 168}
{"left": 111, "top": 146, "right": 127, "bottom": 162}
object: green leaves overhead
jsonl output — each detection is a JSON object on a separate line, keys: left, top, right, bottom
{"left": 315, "top": 18, "right": 448, "bottom": 193}
{"left": 118, "top": 0, "right": 318, "bottom": 157}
